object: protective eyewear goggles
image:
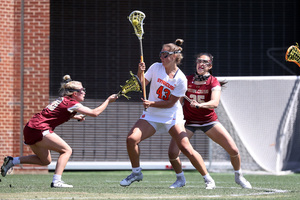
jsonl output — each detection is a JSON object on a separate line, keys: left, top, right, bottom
{"left": 196, "top": 59, "right": 211, "bottom": 66}
{"left": 70, "top": 88, "right": 86, "bottom": 93}
{"left": 159, "top": 50, "right": 181, "bottom": 58}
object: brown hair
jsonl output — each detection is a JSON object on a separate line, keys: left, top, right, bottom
{"left": 196, "top": 53, "right": 227, "bottom": 87}
{"left": 163, "top": 39, "right": 184, "bottom": 65}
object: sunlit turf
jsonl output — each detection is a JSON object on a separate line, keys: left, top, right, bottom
{"left": 0, "top": 170, "right": 300, "bottom": 199}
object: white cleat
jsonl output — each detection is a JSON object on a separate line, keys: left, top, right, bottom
{"left": 120, "top": 172, "right": 143, "bottom": 187}
{"left": 51, "top": 180, "right": 73, "bottom": 188}
{"left": 205, "top": 180, "right": 216, "bottom": 189}
{"left": 1, "top": 156, "right": 14, "bottom": 177}
{"left": 235, "top": 173, "right": 252, "bottom": 189}
{"left": 169, "top": 177, "right": 186, "bottom": 188}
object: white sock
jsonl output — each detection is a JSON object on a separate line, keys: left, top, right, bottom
{"left": 203, "top": 173, "right": 213, "bottom": 182}
{"left": 176, "top": 171, "right": 184, "bottom": 178}
{"left": 132, "top": 167, "right": 142, "bottom": 174}
{"left": 235, "top": 169, "right": 242, "bottom": 174}
{"left": 12, "top": 157, "right": 20, "bottom": 165}
{"left": 53, "top": 174, "right": 62, "bottom": 183}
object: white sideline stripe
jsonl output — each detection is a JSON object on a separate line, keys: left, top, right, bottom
{"left": 47, "top": 162, "right": 293, "bottom": 175}
{"left": 48, "top": 161, "right": 232, "bottom": 170}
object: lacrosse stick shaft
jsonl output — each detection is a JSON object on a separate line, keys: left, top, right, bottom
{"left": 139, "top": 39, "right": 147, "bottom": 100}
{"left": 139, "top": 39, "right": 144, "bottom": 62}
{"left": 184, "top": 95, "right": 192, "bottom": 102}
{"left": 141, "top": 72, "right": 146, "bottom": 100}
{"left": 184, "top": 95, "right": 199, "bottom": 109}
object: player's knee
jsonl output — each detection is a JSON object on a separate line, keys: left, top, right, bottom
{"left": 60, "top": 146, "right": 72, "bottom": 157}
{"left": 126, "top": 135, "right": 139, "bottom": 146}
{"left": 168, "top": 150, "right": 179, "bottom": 160}
{"left": 229, "top": 148, "right": 239, "bottom": 157}
{"left": 66, "top": 147, "right": 73, "bottom": 155}
{"left": 41, "top": 158, "right": 52, "bottom": 166}
{"left": 169, "top": 156, "right": 179, "bottom": 162}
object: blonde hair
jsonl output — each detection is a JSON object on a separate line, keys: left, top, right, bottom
{"left": 163, "top": 39, "right": 184, "bottom": 65}
{"left": 59, "top": 75, "right": 82, "bottom": 96}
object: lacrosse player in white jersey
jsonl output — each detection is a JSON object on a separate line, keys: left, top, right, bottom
{"left": 120, "top": 39, "right": 215, "bottom": 189}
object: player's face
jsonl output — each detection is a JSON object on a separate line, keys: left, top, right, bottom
{"left": 160, "top": 47, "right": 175, "bottom": 66}
{"left": 73, "top": 84, "right": 85, "bottom": 102}
{"left": 196, "top": 55, "right": 212, "bottom": 75}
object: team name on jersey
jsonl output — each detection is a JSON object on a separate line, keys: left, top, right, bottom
{"left": 46, "top": 97, "right": 64, "bottom": 111}
{"left": 157, "top": 78, "right": 175, "bottom": 90}
{"left": 187, "top": 88, "right": 209, "bottom": 94}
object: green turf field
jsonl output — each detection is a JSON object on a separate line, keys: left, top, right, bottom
{"left": 0, "top": 170, "right": 300, "bottom": 199}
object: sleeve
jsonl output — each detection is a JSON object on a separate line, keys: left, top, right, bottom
{"left": 171, "top": 74, "right": 187, "bottom": 97}
{"left": 211, "top": 77, "right": 221, "bottom": 91}
{"left": 212, "top": 86, "right": 221, "bottom": 91}
{"left": 67, "top": 103, "right": 84, "bottom": 113}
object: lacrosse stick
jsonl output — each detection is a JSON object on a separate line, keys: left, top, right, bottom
{"left": 184, "top": 95, "right": 200, "bottom": 109}
{"left": 128, "top": 10, "right": 147, "bottom": 100}
{"left": 117, "top": 71, "right": 142, "bottom": 100}
{"left": 77, "top": 72, "right": 141, "bottom": 121}
{"left": 285, "top": 42, "right": 300, "bottom": 67}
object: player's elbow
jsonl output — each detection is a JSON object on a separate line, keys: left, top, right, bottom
{"left": 212, "top": 104, "right": 218, "bottom": 109}
{"left": 88, "top": 111, "right": 98, "bottom": 117}
{"left": 90, "top": 113, "right": 98, "bottom": 117}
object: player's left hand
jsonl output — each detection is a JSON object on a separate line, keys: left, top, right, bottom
{"left": 190, "top": 100, "right": 201, "bottom": 109}
{"left": 75, "top": 114, "right": 86, "bottom": 121}
{"left": 142, "top": 98, "right": 152, "bottom": 109}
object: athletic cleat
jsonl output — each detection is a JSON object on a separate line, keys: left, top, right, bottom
{"left": 205, "top": 180, "right": 216, "bottom": 189}
{"left": 1, "top": 156, "right": 14, "bottom": 177}
{"left": 235, "top": 173, "right": 252, "bottom": 189}
{"left": 120, "top": 172, "right": 143, "bottom": 186}
{"left": 51, "top": 180, "right": 73, "bottom": 188}
{"left": 169, "top": 176, "right": 186, "bottom": 188}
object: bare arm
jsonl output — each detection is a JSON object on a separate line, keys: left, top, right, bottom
{"left": 191, "top": 89, "right": 221, "bottom": 109}
{"left": 75, "top": 94, "right": 118, "bottom": 117}
{"left": 142, "top": 95, "right": 180, "bottom": 109}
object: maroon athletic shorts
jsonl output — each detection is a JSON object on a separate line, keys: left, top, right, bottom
{"left": 23, "top": 125, "right": 52, "bottom": 145}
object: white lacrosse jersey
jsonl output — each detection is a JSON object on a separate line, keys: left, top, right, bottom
{"left": 141, "top": 62, "right": 187, "bottom": 124}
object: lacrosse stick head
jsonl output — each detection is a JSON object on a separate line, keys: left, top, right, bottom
{"left": 118, "top": 71, "right": 142, "bottom": 100}
{"left": 128, "top": 10, "right": 146, "bottom": 40}
{"left": 285, "top": 42, "right": 300, "bottom": 67}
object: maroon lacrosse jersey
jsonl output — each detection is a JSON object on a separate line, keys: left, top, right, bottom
{"left": 26, "top": 96, "right": 81, "bottom": 132}
{"left": 183, "top": 75, "right": 221, "bottom": 125}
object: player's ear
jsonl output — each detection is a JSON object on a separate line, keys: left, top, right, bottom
{"left": 72, "top": 91, "right": 78, "bottom": 97}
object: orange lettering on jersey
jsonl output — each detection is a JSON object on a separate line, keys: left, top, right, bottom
{"left": 157, "top": 78, "right": 175, "bottom": 90}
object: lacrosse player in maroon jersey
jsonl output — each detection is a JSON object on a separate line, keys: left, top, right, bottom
{"left": 1, "top": 75, "right": 118, "bottom": 188}
{"left": 168, "top": 53, "right": 252, "bottom": 189}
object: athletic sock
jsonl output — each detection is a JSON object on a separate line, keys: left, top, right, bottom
{"left": 234, "top": 169, "right": 242, "bottom": 174}
{"left": 203, "top": 173, "right": 213, "bottom": 182}
{"left": 53, "top": 174, "right": 62, "bottom": 183}
{"left": 132, "top": 167, "right": 142, "bottom": 174}
{"left": 12, "top": 157, "right": 20, "bottom": 165}
{"left": 176, "top": 171, "right": 184, "bottom": 178}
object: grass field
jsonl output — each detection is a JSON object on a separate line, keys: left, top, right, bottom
{"left": 0, "top": 170, "right": 300, "bottom": 200}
